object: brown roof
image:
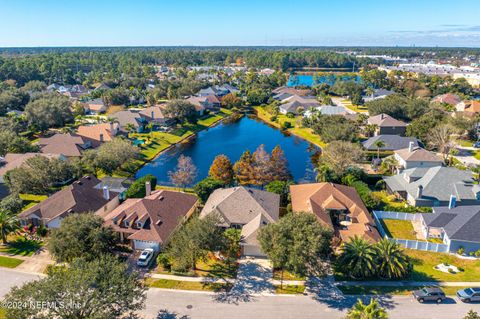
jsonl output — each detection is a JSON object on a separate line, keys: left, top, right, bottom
{"left": 38, "top": 133, "right": 90, "bottom": 157}
{"left": 19, "top": 176, "right": 119, "bottom": 222}
{"left": 76, "top": 123, "right": 119, "bottom": 147}
{"left": 101, "top": 190, "right": 198, "bottom": 244}
{"left": 0, "top": 153, "right": 62, "bottom": 179}
{"left": 464, "top": 101, "right": 480, "bottom": 114}
{"left": 395, "top": 147, "right": 443, "bottom": 163}
{"left": 367, "top": 113, "right": 407, "bottom": 128}
{"left": 290, "top": 183, "right": 380, "bottom": 242}
{"left": 272, "top": 86, "right": 313, "bottom": 96}
{"left": 139, "top": 105, "right": 168, "bottom": 120}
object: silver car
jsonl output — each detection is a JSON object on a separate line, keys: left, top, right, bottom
{"left": 457, "top": 287, "right": 480, "bottom": 303}
{"left": 137, "top": 248, "right": 155, "bottom": 267}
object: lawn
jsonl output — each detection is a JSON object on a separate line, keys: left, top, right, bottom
{"left": 272, "top": 269, "right": 305, "bottom": 281}
{"left": 338, "top": 285, "right": 469, "bottom": 296}
{"left": 0, "top": 308, "right": 5, "bottom": 319}
{"left": 157, "top": 254, "right": 238, "bottom": 279}
{"left": 254, "top": 106, "right": 326, "bottom": 147}
{"left": 0, "top": 236, "right": 44, "bottom": 256}
{"left": 380, "top": 219, "right": 418, "bottom": 240}
{"left": 456, "top": 139, "right": 474, "bottom": 147}
{"left": 406, "top": 249, "right": 480, "bottom": 282}
{"left": 155, "top": 185, "right": 195, "bottom": 193}
{"left": 0, "top": 256, "right": 24, "bottom": 268}
{"left": 275, "top": 284, "right": 305, "bottom": 294}
{"left": 146, "top": 278, "right": 232, "bottom": 292}
{"left": 340, "top": 99, "right": 368, "bottom": 113}
{"left": 19, "top": 194, "right": 48, "bottom": 211}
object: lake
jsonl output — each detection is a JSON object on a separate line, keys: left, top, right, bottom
{"left": 287, "top": 74, "right": 362, "bottom": 87}
{"left": 135, "top": 116, "right": 320, "bottom": 186}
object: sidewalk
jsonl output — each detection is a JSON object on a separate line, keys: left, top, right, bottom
{"left": 337, "top": 280, "right": 480, "bottom": 287}
{"left": 0, "top": 248, "right": 54, "bottom": 275}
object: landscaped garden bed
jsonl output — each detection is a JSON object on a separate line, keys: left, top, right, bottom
{"left": 145, "top": 278, "right": 232, "bottom": 292}
{"left": 274, "top": 284, "right": 306, "bottom": 294}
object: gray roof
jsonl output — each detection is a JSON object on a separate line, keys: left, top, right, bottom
{"left": 422, "top": 206, "right": 480, "bottom": 242}
{"left": 362, "top": 135, "right": 420, "bottom": 151}
{"left": 111, "top": 110, "right": 145, "bottom": 129}
{"left": 94, "top": 177, "right": 133, "bottom": 194}
{"left": 319, "top": 105, "right": 348, "bottom": 115}
{"left": 384, "top": 166, "right": 478, "bottom": 203}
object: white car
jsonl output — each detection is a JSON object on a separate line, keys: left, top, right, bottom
{"left": 136, "top": 248, "right": 155, "bottom": 267}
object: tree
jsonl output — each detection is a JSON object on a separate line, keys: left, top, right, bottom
{"left": 221, "top": 93, "right": 242, "bottom": 109}
{"left": 270, "top": 145, "right": 292, "bottom": 181}
{"left": 258, "top": 213, "right": 333, "bottom": 286}
{"left": 168, "top": 155, "right": 197, "bottom": 189}
{"left": 246, "top": 89, "right": 270, "bottom": 105}
{"left": 209, "top": 154, "right": 234, "bottom": 185}
{"left": 266, "top": 180, "right": 292, "bottom": 207}
{"left": 125, "top": 174, "right": 157, "bottom": 198}
{"left": 303, "top": 114, "right": 358, "bottom": 143}
{"left": 374, "top": 239, "right": 411, "bottom": 279}
{"left": 21, "top": 80, "right": 47, "bottom": 93}
{"left": 252, "top": 144, "right": 273, "bottom": 187}
{"left": 194, "top": 177, "right": 224, "bottom": 203}
{"left": 380, "top": 156, "right": 399, "bottom": 175}
{"left": 233, "top": 150, "right": 255, "bottom": 185}
{"left": 0, "top": 130, "right": 38, "bottom": 156}
{"left": 89, "top": 138, "right": 139, "bottom": 174}
{"left": 0, "top": 209, "right": 20, "bottom": 244}
{"left": 406, "top": 109, "right": 446, "bottom": 143}
{"left": 337, "top": 236, "right": 376, "bottom": 279}
{"left": 164, "top": 99, "right": 197, "bottom": 124}
{"left": 0, "top": 194, "right": 24, "bottom": 214}
{"left": 319, "top": 141, "right": 364, "bottom": 178}
{"left": 373, "top": 140, "right": 385, "bottom": 160}
{"left": 428, "top": 123, "right": 455, "bottom": 162}
{"left": 464, "top": 310, "right": 480, "bottom": 319}
{"left": 222, "top": 228, "right": 241, "bottom": 263}
{"left": 4, "top": 255, "right": 146, "bottom": 319}
{"left": 166, "top": 215, "right": 222, "bottom": 272}
{"left": 366, "top": 94, "right": 428, "bottom": 121}
{"left": 24, "top": 93, "right": 73, "bottom": 131}
{"left": 346, "top": 298, "right": 388, "bottom": 319}
{"left": 0, "top": 89, "right": 29, "bottom": 115}
{"left": 48, "top": 213, "right": 118, "bottom": 262}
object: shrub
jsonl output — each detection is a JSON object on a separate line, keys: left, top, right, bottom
{"left": 37, "top": 226, "right": 48, "bottom": 237}
{"left": 458, "top": 267, "right": 464, "bottom": 272}
{"left": 448, "top": 268, "right": 456, "bottom": 274}
{"left": 282, "top": 121, "right": 292, "bottom": 130}
{"left": 457, "top": 247, "right": 466, "bottom": 255}
{"left": 157, "top": 253, "right": 172, "bottom": 271}
{"left": 286, "top": 112, "right": 295, "bottom": 118}
{"left": 475, "top": 249, "right": 480, "bottom": 258}
{"left": 270, "top": 115, "right": 277, "bottom": 122}
{"left": 125, "top": 174, "right": 157, "bottom": 198}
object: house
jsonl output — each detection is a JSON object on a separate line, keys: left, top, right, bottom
{"left": 419, "top": 205, "right": 480, "bottom": 254}
{"left": 200, "top": 187, "right": 280, "bottom": 257}
{"left": 393, "top": 143, "right": 443, "bottom": 169}
{"left": 456, "top": 100, "right": 480, "bottom": 116}
{"left": 367, "top": 113, "right": 407, "bottom": 136}
{"left": 76, "top": 122, "right": 120, "bottom": 147}
{"left": 290, "top": 183, "right": 381, "bottom": 243}
{"left": 279, "top": 95, "right": 320, "bottom": 114}
{"left": 37, "top": 133, "right": 92, "bottom": 157}
{"left": 272, "top": 86, "right": 313, "bottom": 97}
{"left": 112, "top": 110, "right": 148, "bottom": 133}
{"left": 84, "top": 98, "right": 107, "bottom": 114}
{"left": 362, "top": 135, "right": 421, "bottom": 152}
{"left": 18, "top": 176, "right": 120, "bottom": 228}
{"left": 362, "top": 89, "right": 395, "bottom": 103}
{"left": 187, "top": 95, "right": 221, "bottom": 113}
{"left": 139, "top": 105, "right": 172, "bottom": 126}
{"left": 94, "top": 83, "right": 112, "bottom": 91}
{"left": 100, "top": 186, "right": 198, "bottom": 252}
{"left": 93, "top": 177, "right": 132, "bottom": 200}
{"left": 432, "top": 93, "right": 462, "bottom": 106}
{"left": 0, "top": 153, "right": 65, "bottom": 184}
{"left": 383, "top": 166, "right": 480, "bottom": 207}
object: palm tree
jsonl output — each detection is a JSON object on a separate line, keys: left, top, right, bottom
{"left": 373, "top": 140, "right": 386, "bottom": 160}
{"left": 347, "top": 298, "right": 388, "bottom": 319}
{"left": 374, "top": 239, "right": 411, "bottom": 279}
{"left": 380, "top": 156, "right": 399, "bottom": 175}
{"left": 0, "top": 209, "right": 20, "bottom": 245}
{"left": 364, "top": 124, "right": 378, "bottom": 137}
{"left": 337, "top": 236, "right": 376, "bottom": 279}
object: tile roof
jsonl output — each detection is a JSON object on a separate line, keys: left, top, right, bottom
{"left": 76, "top": 123, "right": 120, "bottom": 147}
{"left": 290, "top": 183, "right": 380, "bottom": 242}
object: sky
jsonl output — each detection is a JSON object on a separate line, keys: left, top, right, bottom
{"left": 1, "top": 0, "right": 480, "bottom": 47}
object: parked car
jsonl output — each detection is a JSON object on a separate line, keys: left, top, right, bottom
{"left": 473, "top": 142, "right": 480, "bottom": 148}
{"left": 412, "top": 287, "right": 446, "bottom": 303}
{"left": 457, "top": 287, "right": 480, "bottom": 303}
{"left": 137, "top": 248, "right": 155, "bottom": 267}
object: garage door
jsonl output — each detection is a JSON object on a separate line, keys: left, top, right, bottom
{"left": 241, "top": 244, "right": 266, "bottom": 257}
{"left": 133, "top": 240, "right": 160, "bottom": 252}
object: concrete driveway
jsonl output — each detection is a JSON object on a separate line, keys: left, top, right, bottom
{"left": 454, "top": 146, "right": 480, "bottom": 166}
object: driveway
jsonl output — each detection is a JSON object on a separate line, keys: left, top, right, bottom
{"left": 227, "top": 258, "right": 274, "bottom": 299}
{"left": 454, "top": 146, "right": 480, "bottom": 166}
{"left": 0, "top": 268, "right": 43, "bottom": 299}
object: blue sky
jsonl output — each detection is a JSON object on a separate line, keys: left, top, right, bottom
{"left": 1, "top": 0, "right": 480, "bottom": 47}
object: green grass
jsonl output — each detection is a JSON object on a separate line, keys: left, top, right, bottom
{"left": 406, "top": 249, "right": 480, "bottom": 282}
{"left": 456, "top": 139, "right": 474, "bottom": 147}
{"left": 157, "top": 254, "right": 238, "bottom": 279}
{"left": 254, "top": 106, "right": 326, "bottom": 147}
{"left": 338, "top": 285, "right": 469, "bottom": 296}
{"left": 146, "top": 278, "right": 232, "bottom": 292}
{"left": 272, "top": 269, "right": 305, "bottom": 281}
{"left": 19, "top": 194, "right": 48, "bottom": 211}
{"left": 0, "top": 256, "right": 24, "bottom": 268}
{"left": 340, "top": 99, "right": 368, "bottom": 113}
{"left": 371, "top": 191, "right": 409, "bottom": 210}
{"left": 275, "top": 285, "right": 305, "bottom": 294}
{"left": 155, "top": 185, "right": 195, "bottom": 193}
{"left": 0, "top": 308, "right": 5, "bottom": 319}
{"left": 380, "top": 219, "right": 418, "bottom": 240}
{"left": 0, "top": 237, "right": 44, "bottom": 256}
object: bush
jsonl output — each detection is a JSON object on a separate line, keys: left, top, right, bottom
{"left": 286, "top": 112, "right": 295, "bottom": 118}
{"left": 457, "top": 247, "right": 466, "bottom": 255}
{"left": 157, "top": 253, "right": 172, "bottom": 271}
{"left": 270, "top": 115, "right": 277, "bottom": 122}
{"left": 125, "top": 174, "right": 157, "bottom": 198}
{"left": 37, "top": 226, "right": 48, "bottom": 237}
{"left": 281, "top": 121, "right": 292, "bottom": 130}
{"left": 448, "top": 268, "right": 456, "bottom": 274}
{"left": 475, "top": 249, "right": 480, "bottom": 258}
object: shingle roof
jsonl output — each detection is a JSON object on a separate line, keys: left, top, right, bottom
{"left": 76, "top": 123, "right": 120, "bottom": 147}
{"left": 367, "top": 113, "right": 407, "bottom": 127}
{"left": 362, "top": 135, "right": 420, "bottom": 151}
{"left": 422, "top": 206, "right": 480, "bottom": 242}
{"left": 111, "top": 110, "right": 144, "bottom": 129}
{"left": 395, "top": 147, "right": 443, "bottom": 162}
{"left": 0, "top": 153, "right": 62, "bottom": 181}
{"left": 38, "top": 133, "right": 90, "bottom": 157}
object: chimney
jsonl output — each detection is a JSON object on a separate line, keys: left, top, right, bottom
{"left": 381, "top": 114, "right": 385, "bottom": 119}
{"left": 417, "top": 185, "right": 423, "bottom": 198}
{"left": 103, "top": 186, "right": 110, "bottom": 200}
{"left": 99, "top": 133, "right": 104, "bottom": 142}
{"left": 408, "top": 141, "right": 415, "bottom": 153}
{"left": 448, "top": 195, "right": 457, "bottom": 209}
{"left": 151, "top": 111, "right": 155, "bottom": 120}
{"left": 145, "top": 181, "right": 151, "bottom": 196}
{"left": 110, "top": 122, "right": 114, "bottom": 134}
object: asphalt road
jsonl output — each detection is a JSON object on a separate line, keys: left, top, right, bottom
{"left": 2, "top": 268, "right": 480, "bottom": 319}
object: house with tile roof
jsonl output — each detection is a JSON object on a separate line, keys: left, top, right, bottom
{"left": 38, "top": 133, "right": 92, "bottom": 157}
{"left": 200, "top": 187, "right": 280, "bottom": 257}
{"left": 290, "top": 183, "right": 381, "bottom": 243}
{"left": 84, "top": 98, "right": 107, "bottom": 114}
{"left": 100, "top": 187, "right": 198, "bottom": 252}
{"left": 367, "top": 113, "right": 407, "bottom": 136}
{"left": 393, "top": 143, "right": 443, "bottom": 169}
{"left": 432, "top": 93, "right": 461, "bottom": 106}
{"left": 76, "top": 122, "right": 120, "bottom": 147}
{"left": 384, "top": 166, "right": 480, "bottom": 207}
{"left": 18, "top": 176, "right": 120, "bottom": 228}
{"left": 456, "top": 100, "right": 480, "bottom": 116}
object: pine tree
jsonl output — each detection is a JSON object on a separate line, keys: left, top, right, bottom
{"left": 233, "top": 150, "right": 255, "bottom": 185}
{"left": 208, "top": 154, "right": 234, "bottom": 185}
{"left": 270, "top": 145, "right": 291, "bottom": 182}
{"left": 252, "top": 144, "right": 272, "bottom": 187}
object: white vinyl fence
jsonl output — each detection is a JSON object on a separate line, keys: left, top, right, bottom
{"left": 372, "top": 211, "right": 450, "bottom": 253}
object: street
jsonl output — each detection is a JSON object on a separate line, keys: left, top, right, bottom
{"left": 2, "top": 268, "right": 480, "bottom": 319}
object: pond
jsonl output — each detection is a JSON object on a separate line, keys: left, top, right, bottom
{"left": 135, "top": 116, "right": 320, "bottom": 186}
{"left": 287, "top": 74, "right": 362, "bottom": 87}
